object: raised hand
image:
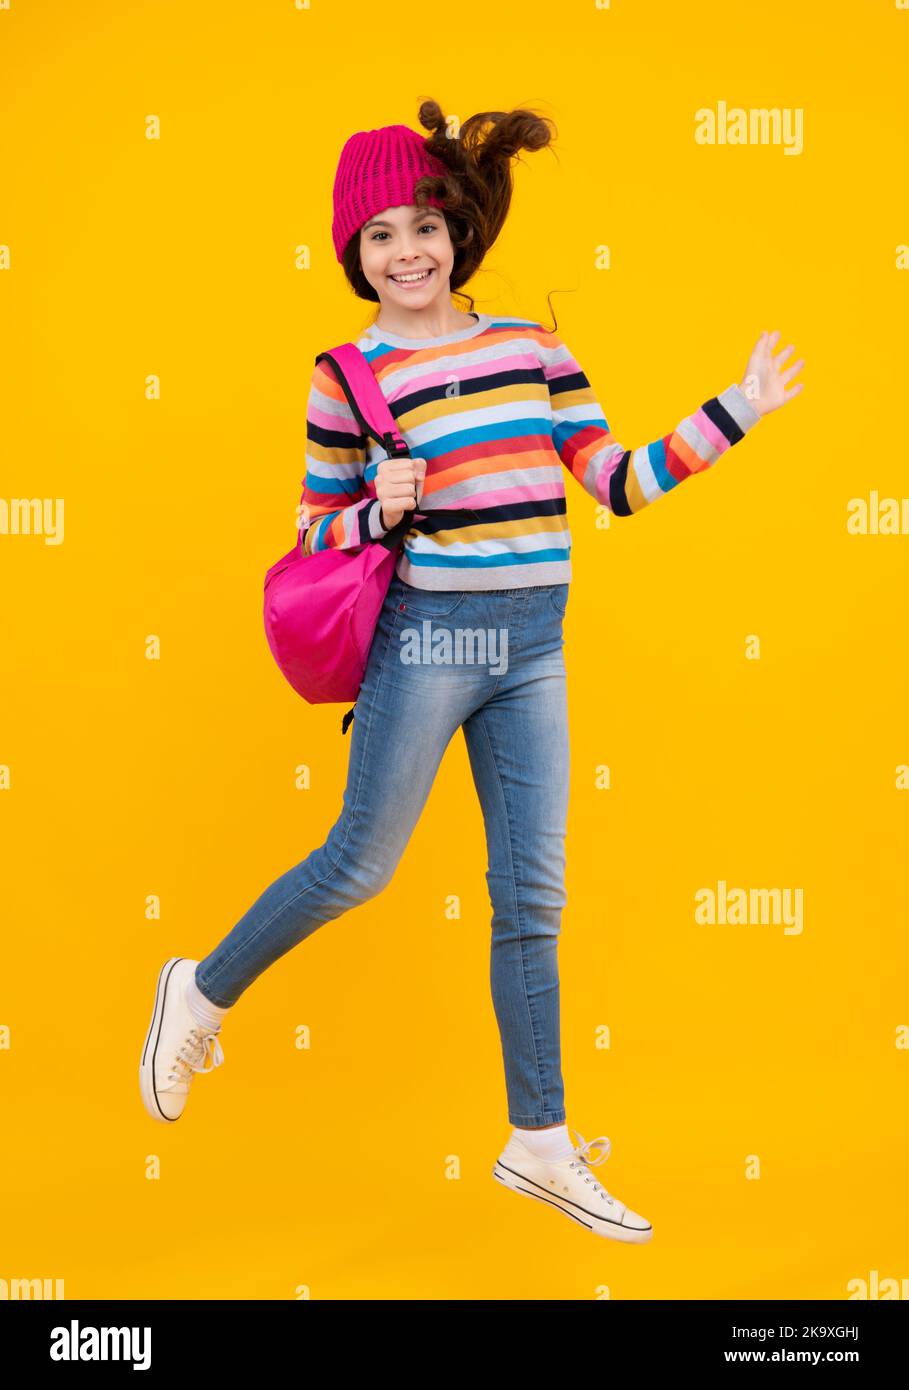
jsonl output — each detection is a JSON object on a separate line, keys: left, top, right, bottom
{"left": 739, "top": 330, "right": 805, "bottom": 417}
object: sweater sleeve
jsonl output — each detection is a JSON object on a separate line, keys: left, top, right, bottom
{"left": 298, "top": 359, "right": 390, "bottom": 554}
{"left": 536, "top": 329, "right": 762, "bottom": 516}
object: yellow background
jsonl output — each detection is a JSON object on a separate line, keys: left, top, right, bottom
{"left": 1, "top": 0, "right": 907, "bottom": 1300}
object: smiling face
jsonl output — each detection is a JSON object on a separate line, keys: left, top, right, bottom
{"left": 358, "top": 203, "right": 455, "bottom": 313}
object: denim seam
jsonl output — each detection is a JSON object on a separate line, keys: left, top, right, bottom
{"left": 324, "top": 602, "right": 401, "bottom": 874}
{"left": 199, "top": 599, "right": 401, "bottom": 997}
{"left": 473, "top": 703, "right": 550, "bottom": 1125}
{"left": 398, "top": 593, "right": 468, "bottom": 621}
{"left": 509, "top": 1109, "right": 567, "bottom": 1127}
{"left": 482, "top": 590, "right": 527, "bottom": 705}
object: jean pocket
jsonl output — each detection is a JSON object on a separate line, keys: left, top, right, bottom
{"left": 396, "top": 582, "right": 467, "bottom": 619}
{"left": 547, "top": 584, "right": 570, "bottom": 617}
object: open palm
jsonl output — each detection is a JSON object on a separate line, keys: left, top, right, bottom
{"left": 740, "top": 330, "right": 804, "bottom": 417}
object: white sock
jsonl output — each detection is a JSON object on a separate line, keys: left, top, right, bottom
{"left": 185, "top": 972, "right": 230, "bottom": 1031}
{"left": 512, "top": 1123, "right": 575, "bottom": 1162}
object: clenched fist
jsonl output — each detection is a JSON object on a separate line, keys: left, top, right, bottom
{"left": 376, "top": 454, "right": 427, "bottom": 530}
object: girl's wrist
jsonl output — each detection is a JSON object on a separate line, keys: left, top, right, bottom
{"left": 735, "top": 380, "right": 765, "bottom": 421}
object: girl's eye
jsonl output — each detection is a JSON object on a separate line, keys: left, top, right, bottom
{"left": 370, "top": 224, "right": 438, "bottom": 241}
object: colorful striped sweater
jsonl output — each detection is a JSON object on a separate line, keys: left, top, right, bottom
{"left": 299, "top": 311, "right": 762, "bottom": 589}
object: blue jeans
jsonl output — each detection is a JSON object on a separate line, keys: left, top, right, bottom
{"left": 196, "top": 575, "right": 571, "bottom": 1127}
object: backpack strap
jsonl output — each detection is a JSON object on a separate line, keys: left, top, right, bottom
{"left": 315, "top": 344, "right": 415, "bottom": 552}
{"left": 314, "top": 342, "right": 481, "bottom": 738}
{"left": 315, "top": 343, "right": 481, "bottom": 550}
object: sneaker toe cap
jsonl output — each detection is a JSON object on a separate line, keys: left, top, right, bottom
{"left": 145, "top": 1084, "right": 185, "bottom": 1122}
{"left": 621, "top": 1205, "right": 652, "bottom": 1232}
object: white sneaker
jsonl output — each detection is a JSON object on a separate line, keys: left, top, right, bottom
{"left": 493, "top": 1129, "right": 653, "bottom": 1243}
{"left": 139, "top": 957, "right": 225, "bottom": 1123}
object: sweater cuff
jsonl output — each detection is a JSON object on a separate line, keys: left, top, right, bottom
{"left": 718, "top": 382, "right": 762, "bottom": 434}
{"left": 367, "top": 499, "right": 390, "bottom": 540}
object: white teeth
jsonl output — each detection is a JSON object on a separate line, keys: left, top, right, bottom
{"left": 391, "top": 270, "right": 430, "bottom": 283}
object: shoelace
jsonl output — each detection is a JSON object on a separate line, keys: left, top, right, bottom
{"left": 168, "top": 1026, "right": 225, "bottom": 1085}
{"left": 568, "top": 1131, "right": 615, "bottom": 1204}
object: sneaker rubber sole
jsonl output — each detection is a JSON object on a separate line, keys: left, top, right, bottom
{"left": 493, "top": 1157, "right": 653, "bottom": 1243}
{"left": 139, "top": 956, "right": 185, "bottom": 1124}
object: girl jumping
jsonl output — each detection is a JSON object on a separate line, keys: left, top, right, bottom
{"left": 139, "top": 100, "right": 803, "bottom": 1243}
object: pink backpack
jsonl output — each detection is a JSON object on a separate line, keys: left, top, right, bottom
{"left": 262, "top": 342, "right": 477, "bottom": 736}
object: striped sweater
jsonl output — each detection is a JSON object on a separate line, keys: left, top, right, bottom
{"left": 299, "top": 311, "right": 762, "bottom": 589}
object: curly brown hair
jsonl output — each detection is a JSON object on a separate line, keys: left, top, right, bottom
{"left": 340, "top": 99, "right": 565, "bottom": 332}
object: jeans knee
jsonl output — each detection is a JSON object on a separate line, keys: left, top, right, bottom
{"left": 324, "top": 836, "right": 397, "bottom": 907}
{"left": 487, "top": 865, "right": 566, "bottom": 931}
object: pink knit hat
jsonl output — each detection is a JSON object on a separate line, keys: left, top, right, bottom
{"left": 331, "top": 124, "right": 449, "bottom": 262}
